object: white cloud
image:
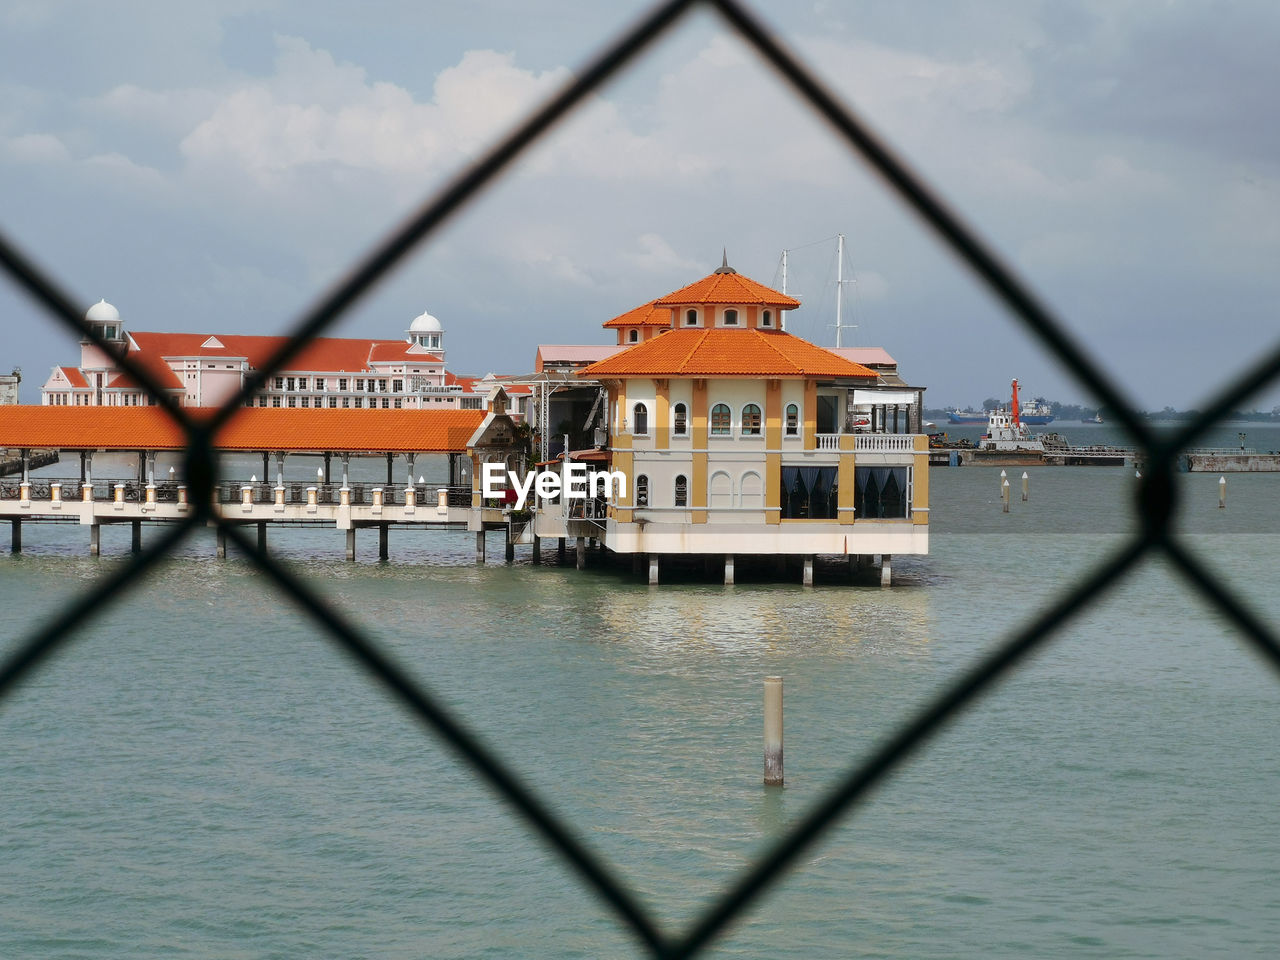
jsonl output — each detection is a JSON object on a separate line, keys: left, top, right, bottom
{"left": 2, "top": 131, "right": 69, "bottom": 164}
{"left": 619, "top": 233, "right": 703, "bottom": 274}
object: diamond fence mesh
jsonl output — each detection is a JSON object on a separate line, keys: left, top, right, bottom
{"left": 4, "top": 0, "right": 1280, "bottom": 956}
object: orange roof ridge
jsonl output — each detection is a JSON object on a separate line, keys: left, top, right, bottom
{"left": 580, "top": 328, "right": 875, "bottom": 378}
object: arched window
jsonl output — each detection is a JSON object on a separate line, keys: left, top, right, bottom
{"left": 762, "top": 310, "right": 772, "bottom": 327}
{"left": 710, "top": 471, "right": 733, "bottom": 508}
{"left": 632, "top": 402, "right": 648, "bottom": 435}
{"left": 710, "top": 403, "right": 731, "bottom": 435}
{"left": 785, "top": 403, "right": 799, "bottom": 436}
{"left": 636, "top": 474, "right": 649, "bottom": 507}
{"left": 741, "top": 403, "right": 762, "bottom": 435}
{"left": 672, "top": 402, "right": 688, "bottom": 436}
{"left": 740, "top": 471, "right": 763, "bottom": 507}
{"left": 674, "top": 474, "right": 688, "bottom": 507}
{"left": 628, "top": 329, "right": 639, "bottom": 343}
{"left": 724, "top": 308, "right": 739, "bottom": 326}
{"left": 685, "top": 309, "right": 698, "bottom": 326}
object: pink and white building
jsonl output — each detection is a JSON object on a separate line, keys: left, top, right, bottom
{"left": 41, "top": 300, "right": 513, "bottom": 413}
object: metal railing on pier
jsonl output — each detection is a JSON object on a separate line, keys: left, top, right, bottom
{"left": 4, "top": 1, "right": 1280, "bottom": 957}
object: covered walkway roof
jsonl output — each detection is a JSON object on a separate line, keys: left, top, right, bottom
{"left": 0, "top": 406, "right": 485, "bottom": 453}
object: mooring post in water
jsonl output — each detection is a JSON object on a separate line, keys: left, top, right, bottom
{"left": 1022, "top": 471, "right": 1029, "bottom": 502}
{"left": 1219, "top": 476, "right": 1226, "bottom": 509}
{"left": 764, "top": 676, "right": 784, "bottom": 786}
{"left": 1002, "top": 478, "right": 1010, "bottom": 513}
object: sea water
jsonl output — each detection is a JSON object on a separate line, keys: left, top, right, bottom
{"left": 2, "top": 426, "right": 1279, "bottom": 958}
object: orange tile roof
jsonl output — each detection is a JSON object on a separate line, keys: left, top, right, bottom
{"left": 579, "top": 329, "right": 877, "bottom": 378}
{"left": 602, "top": 301, "right": 671, "bottom": 328}
{"left": 367, "top": 342, "right": 445, "bottom": 363}
{"left": 0, "top": 406, "right": 484, "bottom": 453}
{"left": 56, "top": 366, "right": 88, "bottom": 389}
{"left": 653, "top": 270, "right": 800, "bottom": 309}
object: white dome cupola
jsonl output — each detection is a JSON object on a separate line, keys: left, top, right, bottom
{"left": 407, "top": 309, "right": 444, "bottom": 351}
{"left": 85, "top": 299, "right": 124, "bottom": 341}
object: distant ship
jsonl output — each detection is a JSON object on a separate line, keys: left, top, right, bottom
{"left": 950, "top": 393, "right": 1055, "bottom": 426}
{"left": 1080, "top": 413, "right": 1104, "bottom": 424}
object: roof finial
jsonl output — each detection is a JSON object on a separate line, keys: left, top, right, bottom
{"left": 714, "top": 248, "right": 737, "bottom": 275}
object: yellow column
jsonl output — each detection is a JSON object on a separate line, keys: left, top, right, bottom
{"left": 765, "top": 380, "right": 782, "bottom": 524}
{"left": 803, "top": 380, "right": 817, "bottom": 450}
{"left": 691, "top": 380, "right": 708, "bottom": 523}
{"left": 838, "top": 453, "right": 856, "bottom": 524}
{"left": 912, "top": 436, "right": 930, "bottom": 524}
{"left": 655, "top": 380, "right": 669, "bottom": 450}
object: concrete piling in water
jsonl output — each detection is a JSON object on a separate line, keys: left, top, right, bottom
{"left": 346, "top": 527, "right": 356, "bottom": 561}
{"left": 802, "top": 555, "right": 814, "bottom": 586}
{"left": 575, "top": 536, "right": 586, "bottom": 570}
{"left": 763, "top": 676, "right": 784, "bottom": 787}
{"left": 379, "top": 524, "right": 389, "bottom": 561}
{"left": 724, "top": 553, "right": 735, "bottom": 585}
{"left": 89, "top": 524, "right": 100, "bottom": 557}
{"left": 257, "top": 522, "right": 267, "bottom": 554}
{"left": 10, "top": 517, "right": 20, "bottom": 554}
{"left": 648, "top": 554, "right": 659, "bottom": 585}
{"left": 475, "top": 530, "right": 486, "bottom": 565}
{"left": 531, "top": 535, "right": 541, "bottom": 564}
{"left": 881, "top": 554, "right": 892, "bottom": 587}
{"left": 557, "top": 537, "right": 566, "bottom": 564}
{"left": 1002, "top": 478, "right": 1010, "bottom": 513}
{"left": 1022, "top": 471, "right": 1029, "bottom": 502}
{"left": 505, "top": 538, "right": 515, "bottom": 564}
{"left": 1219, "top": 475, "right": 1226, "bottom": 509}
{"left": 131, "top": 520, "right": 141, "bottom": 553}
{"left": 215, "top": 525, "right": 226, "bottom": 559}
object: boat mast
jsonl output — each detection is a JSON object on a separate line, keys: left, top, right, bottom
{"left": 1011, "top": 378, "right": 1021, "bottom": 430}
{"left": 780, "top": 248, "right": 788, "bottom": 331}
{"left": 831, "top": 233, "right": 855, "bottom": 348}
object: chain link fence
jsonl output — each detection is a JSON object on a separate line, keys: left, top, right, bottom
{"left": 3, "top": 0, "right": 1280, "bottom": 956}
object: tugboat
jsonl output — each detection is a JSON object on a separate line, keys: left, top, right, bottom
{"left": 976, "top": 379, "right": 1045, "bottom": 459}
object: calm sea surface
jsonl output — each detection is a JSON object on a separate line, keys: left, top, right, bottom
{"left": 3, "top": 423, "right": 1280, "bottom": 958}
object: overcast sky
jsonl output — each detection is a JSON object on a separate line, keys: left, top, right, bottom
{"left": 3, "top": 0, "right": 1278, "bottom": 411}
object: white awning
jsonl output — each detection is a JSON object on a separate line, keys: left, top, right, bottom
{"left": 852, "top": 389, "right": 918, "bottom": 405}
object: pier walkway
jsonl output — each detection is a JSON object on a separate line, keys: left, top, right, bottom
{"left": 0, "top": 406, "right": 487, "bottom": 558}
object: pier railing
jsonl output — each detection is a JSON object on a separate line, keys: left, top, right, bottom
{"left": 5, "top": 1, "right": 1280, "bottom": 957}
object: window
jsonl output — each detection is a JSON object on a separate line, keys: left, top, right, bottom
{"left": 628, "top": 329, "right": 639, "bottom": 343}
{"left": 724, "top": 308, "right": 738, "bottom": 326}
{"left": 272, "top": 396, "right": 282, "bottom": 408}
{"left": 711, "top": 403, "right": 731, "bottom": 435}
{"left": 636, "top": 474, "right": 649, "bottom": 507}
{"left": 855, "top": 467, "right": 909, "bottom": 519}
{"left": 379, "top": 379, "right": 388, "bottom": 392}
{"left": 781, "top": 465, "right": 839, "bottom": 520}
{"left": 632, "top": 402, "right": 648, "bottom": 435}
{"left": 339, "top": 378, "right": 348, "bottom": 391}
{"left": 394, "top": 398, "right": 403, "bottom": 409}
{"left": 685, "top": 309, "right": 697, "bottom": 326}
{"left": 287, "top": 396, "right": 296, "bottom": 408}
{"left": 674, "top": 475, "right": 688, "bottom": 507}
{"left": 762, "top": 310, "right": 772, "bottom": 327}
{"left": 673, "top": 402, "right": 687, "bottom": 436}
{"left": 356, "top": 379, "right": 365, "bottom": 391}
{"left": 328, "top": 397, "right": 337, "bottom": 408}
{"left": 785, "top": 403, "right": 799, "bottom": 436}
{"left": 301, "top": 397, "right": 309, "bottom": 408}
{"left": 392, "top": 379, "right": 403, "bottom": 392}
{"left": 381, "top": 398, "right": 390, "bottom": 408}
{"left": 742, "top": 403, "right": 761, "bottom": 435}
{"left": 341, "top": 397, "right": 350, "bottom": 408}
{"left": 354, "top": 397, "right": 364, "bottom": 408}
{"left": 274, "top": 377, "right": 284, "bottom": 390}
{"left": 287, "top": 377, "right": 296, "bottom": 391}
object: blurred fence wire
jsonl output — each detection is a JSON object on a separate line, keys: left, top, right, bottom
{"left": 4, "top": 0, "right": 1280, "bottom": 956}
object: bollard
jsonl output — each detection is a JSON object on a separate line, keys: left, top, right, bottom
{"left": 340, "top": 486, "right": 351, "bottom": 507}
{"left": 1219, "top": 475, "right": 1226, "bottom": 509}
{"left": 306, "top": 486, "right": 318, "bottom": 513}
{"left": 1021, "top": 471, "right": 1029, "bottom": 502}
{"left": 404, "top": 486, "right": 416, "bottom": 513}
{"left": 177, "top": 484, "right": 188, "bottom": 510}
{"left": 113, "top": 483, "right": 125, "bottom": 510}
{"left": 764, "top": 676, "right": 784, "bottom": 786}
{"left": 50, "top": 482, "right": 62, "bottom": 504}
{"left": 82, "top": 482, "right": 94, "bottom": 503}
{"left": 1002, "top": 478, "right": 1010, "bottom": 513}
{"left": 19, "top": 481, "right": 31, "bottom": 505}
{"left": 241, "top": 484, "right": 254, "bottom": 511}
{"left": 436, "top": 487, "right": 448, "bottom": 514}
